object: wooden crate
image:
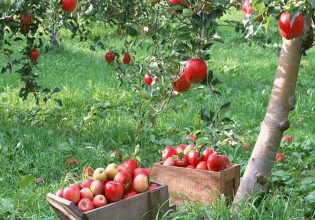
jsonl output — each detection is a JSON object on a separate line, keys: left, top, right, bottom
{"left": 47, "top": 181, "right": 172, "bottom": 220}
{"left": 152, "top": 162, "right": 240, "bottom": 205}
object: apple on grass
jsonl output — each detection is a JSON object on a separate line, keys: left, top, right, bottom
{"left": 77, "top": 198, "right": 94, "bottom": 212}
{"left": 93, "top": 168, "right": 107, "bottom": 182}
{"left": 133, "top": 174, "right": 149, "bottom": 193}
{"left": 105, "top": 163, "right": 119, "bottom": 180}
{"left": 90, "top": 180, "right": 104, "bottom": 195}
{"left": 80, "top": 188, "right": 93, "bottom": 200}
{"left": 93, "top": 195, "right": 107, "bottom": 208}
{"left": 105, "top": 181, "right": 124, "bottom": 202}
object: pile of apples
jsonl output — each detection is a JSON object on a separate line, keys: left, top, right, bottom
{"left": 161, "top": 144, "right": 231, "bottom": 172}
{"left": 55, "top": 159, "right": 158, "bottom": 213}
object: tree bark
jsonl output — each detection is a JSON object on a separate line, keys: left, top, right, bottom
{"left": 234, "top": 14, "right": 313, "bottom": 203}
{"left": 233, "top": 37, "right": 302, "bottom": 203}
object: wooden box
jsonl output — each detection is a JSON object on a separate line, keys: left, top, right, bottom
{"left": 152, "top": 162, "right": 240, "bottom": 205}
{"left": 47, "top": 181, "right": 171, "bottom": 220}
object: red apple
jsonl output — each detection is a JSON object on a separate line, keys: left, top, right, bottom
{"left": 207, "top": 154, "right": 225, "bottom": 172}
{"left": 77, "top": 198, "right": 94, "bottom": 212}
{"left": 144, "top": 72, "right": 153, "bottom": 86}
{"left": 61, "top": 0, "right": 77, "bottom": 13}
{"left": 105, "top": 181, "right": 124, "bottom": 202}
{"left": 282, "top": 135, "right": 293, "bottom": 143}
{"left": 186, "top": 133, "right": 196, "bottom": 142}
{"left": 220, "top": 155, "right": 231, "bottom": 168}
{"left": 162, "top": 146, "right": 177, "bottom": 161}
{"left": 278, "top": 12, "right": 304, "bottom": 40}
{"left": 90, "top": 180, "right": 104, "bottom": 195}
{"left": 121, "top": 52, "right": 131, "bottom": 64}
{"left": 175, "top": 153, "right": 189, "bottom": 167}
{"left": 81, "top": 177, "right": 94, "bottom": 188}
{"left": 242, "top": 0, "right": 253, "bottom": 16}
{"left": 93, "top": 168, "right": 107, "bottom": 182}
{"left": 20, "top": 12, "right": 32, "bottom": 25}
{"left": 63, "top": 185, "right": 80, "bottom": 204}
{"left": 196, "top": 161, "right": 208, "bottom": 170}
{"left": 92, "top": 195, "right": 107, "bottom": 208}
{"left": 186, "top": 165, "right": 195, "bottom": 169}
{"left": 123, "top": 159, "right": 138, "bottom": 174}
{"left": 133, "top": 168, "right": 150, "bottom": 179}
{"left": 80, "top": 188, "right": 93, "bottom": 200}
{"left": 105, "top": 163, "right": 119, "bottom": 180}
{"left": 70, "top": 183, "right": 82, "bottom": 191}
{"left": 114, "top": 171, "right": 132, "bottom": 193}
{"left": 188, "top": 150, "right": 202, "bottom": 166}
{"left": 148, "top": 183, "right": 158, "bottom": 190}
{"left": 172, "top": 72, "right": 191, "bottom": 93}
{"left": 202, "top": 148, "right": 214, "bottom": 162}
{"left": 275, "top": 152, "right": 284, "bottom": 163}
{"left": 183, "top": 144, "right": 195, "bottom": 155}
{"left": 163, "top": 157, "right": 176, "bottom": 166}
{"left": 82, "top": 166, "right": 93, "bottom": 176}
{"left": 176, "top": 144, "right": 186, "bottom": 154}
{"left": 123, "top": 190, "right": 138, "bottom": 199}
{"left": 118, "top": 164, "right": 133, "bottom": 177}
{"left": 133, "top": 174, "right": 149, "bottom": 193}
{"left": 184, "top": 58, "right": 207, "bottom": 84}
{"left": 56, "top": 189, "right": 64, "bottom": 198}
{"left": 105, "top": 51, "right": 115, "bottom": 63}
{"left": 28, "top": 49, "right": 39, "bottom": 61}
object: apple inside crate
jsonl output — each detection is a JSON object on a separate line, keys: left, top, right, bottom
{"left": 47, "top": 181, "right": 171, "bottom": 220}
{"left": 152, "top": 162, "right": 240, "bottom": 205}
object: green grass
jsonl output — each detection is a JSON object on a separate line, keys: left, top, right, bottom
{"left": 1, "top": 13, "right": 315, "bottom": 220}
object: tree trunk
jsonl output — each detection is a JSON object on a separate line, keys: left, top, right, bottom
{"left": 233, "top": 37, "right": 302, "bottom": 203}
{"left": 50, "top": 22, "right": 59, "bottom": 47}
{"left": 234, "top": 14, "right": 313, "bottom": 203}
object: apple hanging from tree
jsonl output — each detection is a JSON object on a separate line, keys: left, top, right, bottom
{"left": 28, "top": 49, "right": 39, "bottom": 61}
{"left": 20, "top": 12, "right": 32, "bottom": 25}
{"left": 144, "top": 72, "right": 153, "bottom": 86}
{"left": 61, "top": 0, "right": 77, "bottom": 13}
{"left": 278, "top": 12, "right": 304, "bottom": 40}
{"left": 184, "top": 58, "right": 207, "bottom": 84}
{"left": 172, "top": 72, "right": 191, "bottom": 93}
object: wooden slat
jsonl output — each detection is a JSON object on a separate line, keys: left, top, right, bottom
{"left": 47, "top": 181, "right": 171, "bottom": 220}
{"left": 46, "top": 193, "right": 86, "bottom": 220}
{"left": 152, "top": 162, "right": 240, "bottom": 206}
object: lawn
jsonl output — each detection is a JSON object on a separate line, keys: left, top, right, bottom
{"left": 0, "top": 11, "right": 314, "bottom": 219}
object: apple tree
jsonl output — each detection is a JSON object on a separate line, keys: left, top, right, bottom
{"left": 234, "top": 0, "right": 314, "bottom": 203}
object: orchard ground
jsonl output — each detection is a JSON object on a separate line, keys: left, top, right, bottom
{"left": 0, "top": 11, "right": 315, "bottom": 219}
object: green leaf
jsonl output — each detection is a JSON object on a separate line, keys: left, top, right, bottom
{"left": 18, "top": 175, "right": 35, "bottom": 188}
{"left": 289, "top": 8, "right": 300, "bottom": 27}
{"left": 305, "top": 191, "right": 315, "bottom": 203}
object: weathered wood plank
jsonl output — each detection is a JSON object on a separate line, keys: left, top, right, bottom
{"left": 47, "top": 182, "right": 170, "bottom": 220}
{"left": 46, "top": 193, "right": 86, "bottom": 220}
{"left": 152, "top": 162, "right": 240, "bottom": 206}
